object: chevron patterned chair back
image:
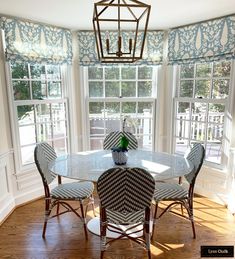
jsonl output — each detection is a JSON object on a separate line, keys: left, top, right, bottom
{"left": 152, "top": 143, "right": 205, "bottom": 240}
{"left": 34, "top": 142, "right": 95, "bottom": 239}
{"left": 97, "top": 167, "right": 155, "bottom": 259}
{"left": 34, "top": 142, "right": 57, "bottom": 184}
{"left": 103, "top": 131, "right": 138, "bottom": 150}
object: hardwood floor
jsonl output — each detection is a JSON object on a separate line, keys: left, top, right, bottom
{"left": 0, "top": 196, "right": 234, "bottom": 259}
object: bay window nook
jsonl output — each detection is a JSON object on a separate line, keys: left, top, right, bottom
{"left": 0, "top": 5, "right": 235, "bottom": 258}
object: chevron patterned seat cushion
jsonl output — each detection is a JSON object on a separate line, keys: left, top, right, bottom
{"left": 154, "top": 182, "right": 188, "bottom": 201}
{"left": 51, "top": 181, "right": 94, "bottom": 200}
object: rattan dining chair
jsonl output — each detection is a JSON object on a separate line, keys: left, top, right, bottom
{"left": 97, "top": 167, "right": 155, "bottom": 259}
{"left": 152, "top": 143, "right": 205, "bottom": 239}
{"left": 103, "top": 131, "right": 138, "bottom": 150}
{"left": 34, "top": 142, "right": 95, "bottom": 239}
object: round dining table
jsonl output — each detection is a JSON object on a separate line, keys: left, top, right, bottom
{"left": 49, "top": 149, "right": 193, "bottom": 238}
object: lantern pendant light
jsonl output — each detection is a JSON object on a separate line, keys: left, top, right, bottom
{"left": 93, "top": 0, "right": 151, "bottom": 63}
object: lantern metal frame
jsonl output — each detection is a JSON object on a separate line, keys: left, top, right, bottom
{"left": 93, "top": 0, "right": 151, "bottom": 63}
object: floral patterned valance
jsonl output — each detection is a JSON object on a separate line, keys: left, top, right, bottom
{"left": 0, "top": 17, "right": 73, "bottom": 65}
{"left": 168, "top": 15, "right": 235, "bottom": 65}
{"left": 78, "top": 30, "right": 165, "bottom": 66}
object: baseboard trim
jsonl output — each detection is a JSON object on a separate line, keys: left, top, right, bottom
{"left": 0, "top": 194, "right": 15, "bottom": 226}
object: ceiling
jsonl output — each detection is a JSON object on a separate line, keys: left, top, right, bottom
{"left": 0, "top": 0, "right": 234, "bottom": 30}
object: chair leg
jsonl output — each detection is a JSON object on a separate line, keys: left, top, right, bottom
{"left": 189, "top": 206, "right": 196, "bottom": 239}
{"left": 56, "top": 203, "right": 60, "bottom": 215}
{"left": 151, "top": 202, "right": 158, "bottom": 240}
{"left": 42, "top": 200, "right": 52, "bottom": 238}
{"left": 80, "top": 201, "right": 88, "bottom": 240}
{"left": 145, "top": 229, "right": 152, "bottom": 259}
{"left": 187, "top": 199, "right": 196, "bottom": 239}
{"left": 100, "top": 221, "right": 107, "bottom": 259}
{"left": 181, "top": 204, "right": 184, "bottom": 216}
{"left": 91, "top": 195, "right": 96, "bottom": 217}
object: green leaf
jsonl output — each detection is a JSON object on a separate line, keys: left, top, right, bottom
{"left": 119, "top": 136, "right": 129, "bottom": 150}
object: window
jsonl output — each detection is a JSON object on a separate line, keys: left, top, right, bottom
{"left": 9, "top": 63, "right": 69, "bottom": 168}
{"left": 173, "top": 61, "right": 232, "bottom": 165}
{"left": 85, "top": 66, "right": 157, "bottom": 150}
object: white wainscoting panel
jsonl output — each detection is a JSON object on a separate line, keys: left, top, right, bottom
{"left": 0, "top": 151, "right": 15, "bottom": 223}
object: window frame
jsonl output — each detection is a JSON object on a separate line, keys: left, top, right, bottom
{"left": 172, "top": 61, "right": 234, "bottom": 169}
{"left": 6, "top": 62, "right": 71, "bottom": 173}
{"left": 81, "top": 65, "right": 158, "bottom": 151}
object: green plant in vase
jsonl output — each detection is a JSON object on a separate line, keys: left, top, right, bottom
{"left": 111, "top": 135, "right": 129, "bottom": 165}
{"left": 119, "top": 135, "right": 129, "bottom": 151}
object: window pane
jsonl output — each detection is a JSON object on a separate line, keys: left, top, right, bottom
{"left": 32, "top": 81, "right": 47, "bottom": 99}
{"left": 48, "top": 82, "right": 62, "bottom": 98}
{"left": 90, "top": 137, "right": 103, "bottom": 150}
{"left": 105, "top": 102, "right": 121, "bottom": 133}
{"left": 88, "top": 67, "right": 103, "bottom": 79}
{"left": 195, "top": 80, "right": 210, "bottom": 98}
{"left": 138, "top": 81, "right": 152, "bottom": 97}
{"left": 19, "top": 125, "right": 36, "bottom": 145}
{"left": 206, "top": 124, "right": 222, "bottom": 164}
{"left": 30, "top": 64, "right": 46, "bottom": 79}
{"left": 175, "top": 119, "right": 190, "bottom": 139}
{"left": 105, "top": 102, "right": 120, "bottom": 114}
{"left": 17, "top": 105, "right": 34, "bottom": 123}
{"left": 179, "top": 80, "right": 194, "bottom": 97}
{"left": 53, "top": 138, "right": 67, "bottom": 156}
{"left": 138, "top": 102, "right": 153, "bottom": 114}
{"left": 208, "top": 104, "right": 225, "bottom": 123}
{"left": 180, "top": 64, "right": 194, "bottom": 78}
{"left": 46, "top": 65, "right": 61, "bottom": 81}
{"left": 176, "top": 102, "right": 190, "bottom": 119}
{"left": 89, "top": 102, "right": 104, "bottom": 114}
{"left": 21, "top": 145, "right": 35, "bottom": 165}
{"left": 121, "top": 67, "right": 136, "bottom": 79}
{"left": 175, "top": 138, "right": 189, "bottom": 155}
{"left": 51, "top": 103, "right": 66, "bottom": 122}
{"left": 106, "top": 119, "right": 121, "bottom": 133}
{"left": 213, "top": 61, "right": 231, "bottom": 77}
{"left": 138, "top": 67, "right": 152, "bottom": 79}
{"left": 89, "top": 102, "right": 104, "bottom": 135}
{"left": 105, "top": 67, "right": 119, "bottom": 79}
{"left": 90, "top": 119, "right": 104, "bottom": 135}
{"left": 13, "top": 81, "right": 30, "bottom": 100}
{"left": 196, "top": 63, "right": 211, "bottom": 77}
{"left": 121, "top": 81, "right": 136, "bottom": 97}
{"left": 212, "top": 79, "right": 229, "bottom": 99}
{"left": 105, "top": 82, "right": 119, "bottom": 97}
{"left": 36, "top": 104, "right": 51, "bottom": 123}
{"left": 191, "top": 122, "right": 206, "bottom": 141}
{"left": 11, "top": 63, "right": 28, "bottom": 79}
{"left": 122, "top": 102, "right": 136, "bottom": 114}
{"left": 207, "top": 124, "right": 223, "bottom": 142}
{"left": 36, "top": 123, "right": 52, "bottom": 142}
{"left": 53, "top": 121, "right": 66, "bottom": 139}
{"left": 191, "top": 103, "right": 207, "bottom": 122}
{"left": 89, "top": 82, "right": 103, "bottom": 97}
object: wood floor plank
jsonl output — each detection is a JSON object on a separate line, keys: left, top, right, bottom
{"left": 0, "top": 196, "right": 234, "bottom": 258}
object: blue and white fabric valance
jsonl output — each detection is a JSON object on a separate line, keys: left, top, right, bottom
{"left": 0, "top": 17, "right": 73, "bottom": 65}
{"left": 168, "top": 15, "right": 235, "bottom": 65}
{"left": 78, "top": 30, "right": 165, "bottom": 66}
